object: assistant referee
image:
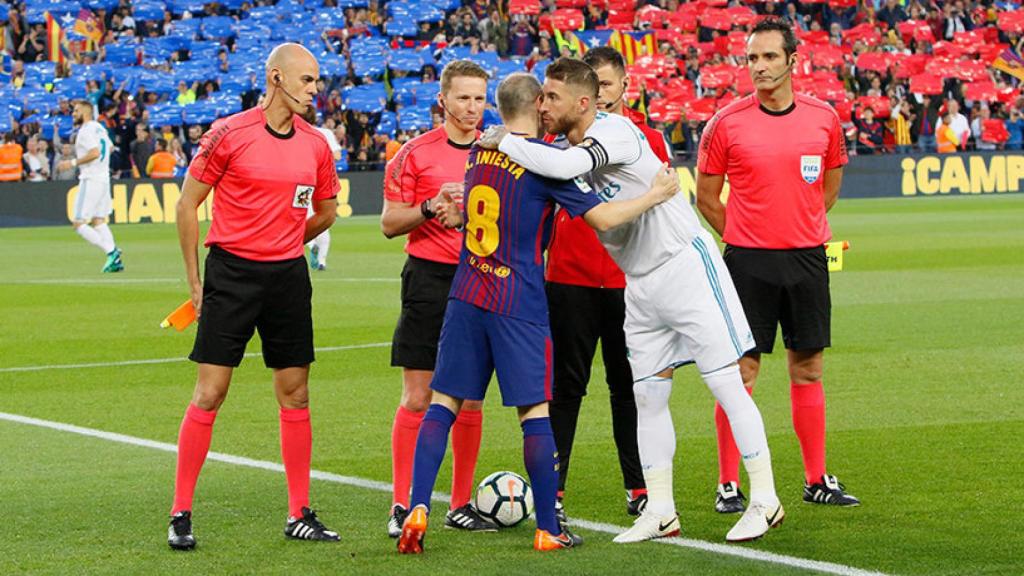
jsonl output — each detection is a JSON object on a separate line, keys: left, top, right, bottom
{"left": 696, "top": 18, "right": 860, "bottom": 513}
{"left": 167, "top": 43, "right": 341, "bottom": 551}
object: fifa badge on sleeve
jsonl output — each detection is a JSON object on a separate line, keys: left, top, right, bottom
{"left": 800, "top": 155, "right": 822, "bottom": 184}
{"left": 293, "top": 184, "right": 314, "bottom": 208}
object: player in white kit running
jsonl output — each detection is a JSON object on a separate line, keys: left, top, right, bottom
{"left": 479, "top": 57, "right": 783, "bottom": 543}
{"left": 59, "top": 100, "right": 121, "bottom": 273}
{"left": 301, "top": 108, "right": 342, "bottom": 271}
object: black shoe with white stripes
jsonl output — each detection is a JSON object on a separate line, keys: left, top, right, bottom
{"left": 444, "top": 503, "right": 498, "bottom": 532}
{"left": 167, "top": 511, "right": 196, "bottom": 551}
{"left": 387, "top": 504, "right": 408, "bottom": 538}
{"left": 555, "top": 498, "right": 568, "bottom": 526}
{"left": 285, "top": 507, "right": 341, "bottom": 541}
{"left": 715, "top": 481, "right": 747, "bottom": 514}
{"left": 626, "top": 491, "right": 648, "bottom": 516}
{"left": 803, "top": 474, "right": 861, "bottom": 506}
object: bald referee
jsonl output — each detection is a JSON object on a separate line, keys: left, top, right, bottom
{"left": 167, "top": 43, "right": 341, "bottom": 550}
{"left": 697, "top": 18, "right": 859, "bottom": 513}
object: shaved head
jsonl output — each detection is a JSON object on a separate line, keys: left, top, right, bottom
{"left": 265, "top": 42, "right": 318, "bottom": 86}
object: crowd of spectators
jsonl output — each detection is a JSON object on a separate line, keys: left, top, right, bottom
{"left": 0, "top": 0, "right": 1021, "bottom": 182}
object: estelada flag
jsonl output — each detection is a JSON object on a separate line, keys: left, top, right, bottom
{"left": 610, "top": 30, "right": 656, "bottom": 65}
{"left": 74, "top": 9, "right": 103, "bottom": 51}
{"left": 44, "top": 12, "right": 69, "bottom": 66}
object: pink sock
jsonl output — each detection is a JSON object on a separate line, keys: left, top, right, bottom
{"left": 171, "top": 403, "right": 217, "bottom": 514}
{"left": 390, "top": 406, "right": 425, "bottom": 508}
{"left": 450, "top": 408, "right": 483, "bottom": 509}
{"left": 280, "top": 407, "right": 312, "bottom": 518}
{"left": 791, "top": 382, "right": 827, "bottom": 484}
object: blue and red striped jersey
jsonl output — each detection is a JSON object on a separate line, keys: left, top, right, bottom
{"left": 449, "top": 141, "right": 602, "bottom": 324}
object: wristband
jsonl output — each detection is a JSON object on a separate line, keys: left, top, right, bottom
{"left": 71, "top": 158, "right": 77, "bottom": 167}
{"left": 420, "top": 199, "right": 435, "bottom": 220}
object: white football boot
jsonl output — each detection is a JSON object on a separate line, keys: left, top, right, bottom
{"left": 612, "top": 510, "right": 681, "bottom": 543}
{"left": 725, "top": 500, "right": 785, "bottom": 542}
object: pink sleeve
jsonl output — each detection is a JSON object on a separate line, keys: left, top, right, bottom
{"left": 188, "top": 122, "right": 231, "bottom": 185}
{"left": 383, "top": 142, "right": 417, "bottom": 204}
{"left": 314, "top": 139, "right": 340, "bottom": 201}
{"left": 825, "top": 112, "right": 849, "bottom": 169}
{"left": 697, "top": 113, "right": 728, "bottom": 175}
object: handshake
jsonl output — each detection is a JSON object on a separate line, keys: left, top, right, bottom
{"left": 428, "top": 182, "right": 465, "bottom": 229}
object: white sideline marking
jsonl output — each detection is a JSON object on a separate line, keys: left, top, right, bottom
{"left": 7, "top": 277, "right": 400, "bottom": 285}
{"left": 0, "top": 342, "right": 392, "bottom": 373}
{"left": 0, "top": 411, "right": 886, "bottom": 576}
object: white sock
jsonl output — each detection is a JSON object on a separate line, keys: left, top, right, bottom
{"left": 92, "top": 223, "right": 116, "bottom": 254}
{"left": 313, "top": 230, "right": 330, "bottom": 266}
{"left": 742, "top": 451, "right": 779, "bottom": 506}
{"left": 702, "top": 364, "right": 778, "bottom": 505}
{"left": 76, "top": 225, "right": 106, "bottom": 252}
{"left": 633, "top": 377, "right": 675, "bottom": 516}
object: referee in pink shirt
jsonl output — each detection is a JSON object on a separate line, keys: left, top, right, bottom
{"left": 167, "top": 43, "right": 341, "bottom": 550}
{"left": 696, "top": 18, "right": 860, "bottom": 514}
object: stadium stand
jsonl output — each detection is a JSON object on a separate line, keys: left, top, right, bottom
{"left": 0, "top": 0, "right": 1021, "bottom": 179}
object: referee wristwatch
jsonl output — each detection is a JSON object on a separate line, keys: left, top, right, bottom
{"left": 420, "top": 199, "right": 436, "bottom": 220}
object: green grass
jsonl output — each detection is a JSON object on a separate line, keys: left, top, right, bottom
{"left": 1, "top": 195, "right": 1022, "bottom": 575}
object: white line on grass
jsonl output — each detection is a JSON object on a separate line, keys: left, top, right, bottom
{"left": 6, "top": 277, "right": 400, "bottom": 285}
{"left": 0, "top": 410, "right": 886, "bottom": 576}
{"left": 0, "top": 342, "right": 392, "bottom": 373}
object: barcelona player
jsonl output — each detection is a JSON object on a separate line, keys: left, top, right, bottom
{"left": 396, "top": 73, "right": 679, "bottom": 554}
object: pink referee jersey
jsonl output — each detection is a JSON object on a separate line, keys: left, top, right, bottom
{"left": 698, "top": 93, "right": 848, "bottom": 249}
{"left": 383, "top": 126, "right": 475, "bottom": 265}
{"left": 189, "top": 106, "right": 340, "bottom": 261}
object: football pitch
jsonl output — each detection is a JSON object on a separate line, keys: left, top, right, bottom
{"left": 1, "top": 194, "right": 1021, "bottom": 575}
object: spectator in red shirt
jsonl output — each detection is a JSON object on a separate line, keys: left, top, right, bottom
{"left": 854, "top": 106, "right": 885, "bottom": 154}
{"left": 167, "top": 43, "right": 341, "bottom": 551}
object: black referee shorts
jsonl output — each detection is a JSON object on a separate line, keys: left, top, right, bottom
{"left": 190, "top": 245, "right": 314, "bottom": 369}
{"left": 723, "top": 245, "right": 831, "bottom": 354}
{"left": 390, "top": 255, "right": 457, "bottom": 370}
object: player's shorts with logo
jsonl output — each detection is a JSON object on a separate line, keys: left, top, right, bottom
{"left": 430, "top": 299, "right": 552, "bottom": 407}
{"left": 73, "top": 177, "right": 112, "bottom": 221}
{"left": 624, "top": 229, "right": 756, "bottom": 380}
{"left": 391, "top": 255, "right": 457, "bottom": 370}
{"left": 190, "top": 245, "right": 314, "bottom": 368}
{"left": 723, "top": 244, "right": 830, "bottom": 353}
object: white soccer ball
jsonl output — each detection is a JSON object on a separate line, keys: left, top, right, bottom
{"left": 474, "top": 471, "right": 534, "bottom": 528}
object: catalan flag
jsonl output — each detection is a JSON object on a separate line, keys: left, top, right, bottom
{"left": 45, "top": 12, "right": 70, "bottom": 66}
{"left": 575, "top": 30, "right": 616, "bottom": 54}
{"left": 73, "top": 8, "right": 103, "bottom": 51}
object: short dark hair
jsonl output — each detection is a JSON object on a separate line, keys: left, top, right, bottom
{"left": 545, "top": 57, "right": 599, "bottom": 99}
{"left": 749, "top": 17, "right": 798, "bottom": 58}
{"left": 496, "top": 73, "right": 541, "bottom": 121}
{"left": 581, "top": 46, "right": 625, "bottom": 76}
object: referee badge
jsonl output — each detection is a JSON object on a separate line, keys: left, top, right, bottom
{"left": 293, "top": 184, "right": 314, "bottom": 208}
{"left": 800, "top": 155, "right": 822, "bottom": 184}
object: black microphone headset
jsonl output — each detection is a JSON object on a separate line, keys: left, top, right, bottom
{"left": 766, "top": 55, "right": 797, "bottom": 83}
{"left": 604, "top": 79, "right": 629, "bottom": 111}
{"left": 274, "top": 73, "right": 303, "bottom": 104}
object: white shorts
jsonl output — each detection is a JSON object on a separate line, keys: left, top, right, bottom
{"left": 73, "top": 177, "right": 112, "bottom": 221}
{"left": 623, "top": 229, "right": 756, "bottom": 380}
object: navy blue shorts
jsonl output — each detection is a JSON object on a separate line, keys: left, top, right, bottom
{"left": 431, "top": 299, "right": 552, "bottom": 407}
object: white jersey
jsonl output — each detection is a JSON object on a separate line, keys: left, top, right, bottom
{"left": 75, "top": 120, "right": 112, "bottom": 179}
{"left": 315, "top": 126, "right": 342, "bottom": 157}
{"left": 499, "top": 112, "right": 703, "bottom": 276}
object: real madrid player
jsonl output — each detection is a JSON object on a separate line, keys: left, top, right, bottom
{"left": 479, "top": 57, "right": 784, "bottom": 543}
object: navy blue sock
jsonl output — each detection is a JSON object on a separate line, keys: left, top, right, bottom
{"left": 409, "top": 404, "right": 457, "bottom": 511}
{"left": 522, "top": 417, "right": 560, "bottom": 535}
